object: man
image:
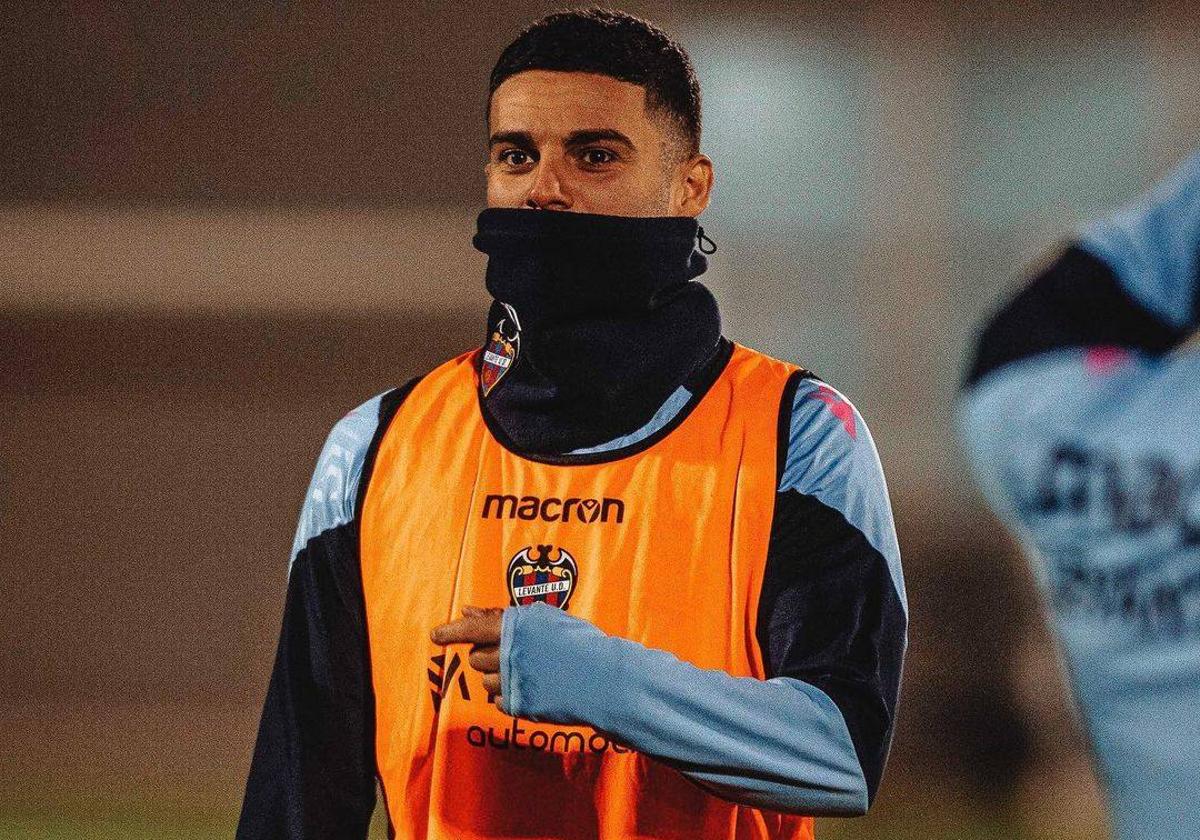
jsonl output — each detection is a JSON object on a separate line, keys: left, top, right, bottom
{"left": 958, "top": 150, "right": 1200, "bottom": 839}
{"left": 239, "top": 9, "right": 906, "bottom": 839}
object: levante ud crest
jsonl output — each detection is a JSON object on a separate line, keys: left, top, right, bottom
{"left": 507, "top": 545, "right": 578, "bottom": 610}
{"left": 481, "top": 303, "right": 521, "bottom": 396}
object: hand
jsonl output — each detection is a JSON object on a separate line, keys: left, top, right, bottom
{"left": 430, "top": 606, "right": 505, "bottom": 706}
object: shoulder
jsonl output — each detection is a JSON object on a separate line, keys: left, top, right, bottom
{"left": 322, "top": 393, "right": 390, "bottom": 469}
{"left": 959, "top": 349, "right": 1086, "bottom": 448}
{"left": 1079, "top": 149, "right": 1200, "bottom": 330}
{"left": 289, "top": 386, "right": 414, "bottom": 562}
{"left": 386, "top": 349, "right": 479, "bottom": 399}
{"left": 712, "top": 346, "right": 887, "bottom": 511}
{"left": 718, "top": 342, "right": 807, "bottom": 402}
{"left": 781, "top": 377, "right": 881, "bottom": 497}
{"left": 778, "top": 377, "right": 904, "bottom": 599}
{"left": 958, "top": 345, "right": 1200, "bottom": 518}
{"left": 715, "top": 347, "right": 883, "bottom": 502}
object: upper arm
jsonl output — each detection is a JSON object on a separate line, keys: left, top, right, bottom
{"left": 239, "top": 392, "right": 392, "bottom": 839}
{"left": 238, "top": 384, "right": 421, "bottom": 839}
{"left": 775, "top": 377, "right": 904, "bottom": 608}
{"left": 758, "top": 376, "right": 907, "bottom": 805}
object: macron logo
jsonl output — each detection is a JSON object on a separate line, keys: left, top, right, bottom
{"left": 481, "top": 494, "right": 625, "bottom": 524}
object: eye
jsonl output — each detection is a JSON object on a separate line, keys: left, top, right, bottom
{"left": 498, "top": 149, "right": 533, "bottom": 167}
{"left": 580, "top": 148, "right": 617, "bottom": 167}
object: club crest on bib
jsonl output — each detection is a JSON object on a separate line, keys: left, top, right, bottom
{"left": 507, "top": 545, "right": 578, "bottom": 610}
{"left": 481, "top": 303, "right": 521, "bottom": 396}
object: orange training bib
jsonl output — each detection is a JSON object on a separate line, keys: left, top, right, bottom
{"left": 360, "top": 343, "right": 814, "bottom": 840}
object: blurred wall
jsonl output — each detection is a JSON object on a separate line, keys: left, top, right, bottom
{"left": 4, "top": 1, "right": 1199, "bottom": 834}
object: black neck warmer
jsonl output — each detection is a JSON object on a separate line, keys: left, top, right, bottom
{"left": 472, "top": 208, "right": 722, "bottom": 456}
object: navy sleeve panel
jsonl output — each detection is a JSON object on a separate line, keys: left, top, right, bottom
{"left": 964, "top": 245, "right": 1187, "bottom": 388}
{"left": 237, "top": 522, "right": 376, "bottom": 840}
{"left": 760, "top": 372, "right": 907, "bottom": 806}
{"left": 967, "top": 150, "right": 1200, "bottom": 389}
{"left": 237, "top": 379, "right": 421, "bottom": 840}
{"left": 758, "top": 491, "right": 906, "bottom": 805}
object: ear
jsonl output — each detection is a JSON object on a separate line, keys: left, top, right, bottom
{"left": 672, "top": 154, "right": 714, "bottom": 217}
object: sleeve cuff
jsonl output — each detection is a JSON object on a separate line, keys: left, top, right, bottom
{"left": 497, "top": 603, "right": 619, "bottom": 726}
{"left": 499, "top": 606, "right": 522, "bottom": 716}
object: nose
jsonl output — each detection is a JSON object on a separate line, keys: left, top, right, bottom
{"left": 525, "top": 159, "right": 571, "bottom": 210}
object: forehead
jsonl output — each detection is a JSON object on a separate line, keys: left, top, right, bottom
{"left": 489, "top": 70, "right": 654, "bottom": 135}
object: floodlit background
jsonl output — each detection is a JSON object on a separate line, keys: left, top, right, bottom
{"left": 3, "top": 2, "right": 1198, "bottom": 837}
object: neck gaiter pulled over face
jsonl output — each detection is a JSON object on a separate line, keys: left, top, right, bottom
{"left": 472, "top": 207, "right": 722, "bottom": 455}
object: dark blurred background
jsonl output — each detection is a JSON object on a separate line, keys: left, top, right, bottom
{"left": 3, "top": 2, "right": 1198, "bottom": 837}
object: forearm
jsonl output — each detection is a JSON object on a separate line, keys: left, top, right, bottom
{"left": 500, "top": 603, "right": 868, "bottom": 816}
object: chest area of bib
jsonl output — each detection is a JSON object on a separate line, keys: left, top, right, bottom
{"left": 364, "top": 437, "right": 772, "bottom": 669}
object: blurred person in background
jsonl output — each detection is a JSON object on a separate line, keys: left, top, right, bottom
{"left": 237, "top": 7, "right": 906, "bottom": 840}
{"left": 959, "top": 150, "right": 1200, "bottom": 839}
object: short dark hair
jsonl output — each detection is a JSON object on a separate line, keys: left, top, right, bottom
{"left": 489, "top": 8, "right": 702, "bottom": 157}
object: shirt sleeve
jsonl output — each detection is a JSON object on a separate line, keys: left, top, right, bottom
{"left": 759, "top": 376, "right": 907, "bottom": 807}
{"left": 237, "top": 389, "right": 403, "bottom": 840}
{"left": 498, "top": 376, "right": 907, "bottom": 817}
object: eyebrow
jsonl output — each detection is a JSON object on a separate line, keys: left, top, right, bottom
{"left": 487, "top": 128, "right": 636, "bottom": 151}
{"left": 563, "top": 129, "right": 635, "bottom": 150}
{"left": 488, "top": 130, "right": 535, "bottom": 149}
